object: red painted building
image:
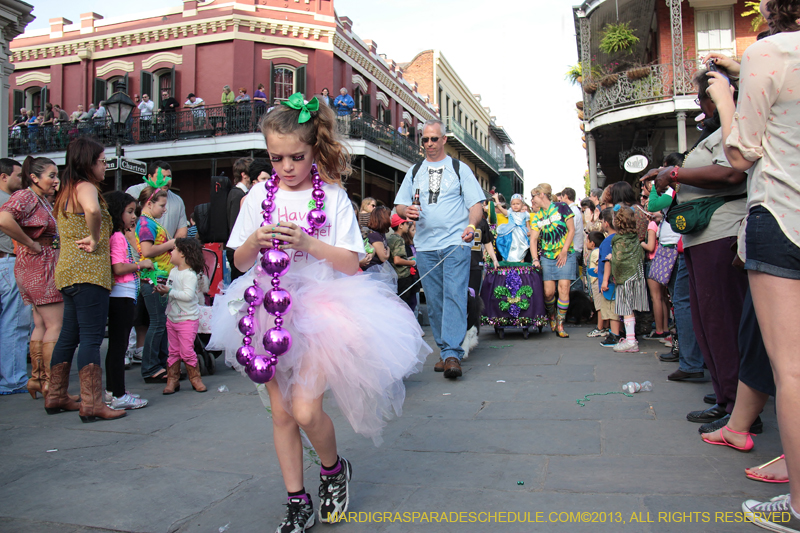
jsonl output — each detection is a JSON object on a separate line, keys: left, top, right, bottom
{"left": 7, "top": 0, "right": 440, "bottom": 209}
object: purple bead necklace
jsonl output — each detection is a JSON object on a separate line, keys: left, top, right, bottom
{"left": 236, "top": 164, "right": 327, "bottom": 383}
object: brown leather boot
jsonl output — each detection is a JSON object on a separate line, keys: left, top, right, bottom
{"left": 42, "top": 341, "right": 79, "bottom": 402}
{"left": 186, "top": 363, "right": 207, "bottom": 393}
{"left": 433, "top": 360, "right": 445, "bottom": 372}
{"left": 44, "top": 362, "right": 81, "bottom": 414}
{"left": 78, "top": 364, "right": 126, "bottom": 423}
{"left": 162, "top": 362, "right": 181, "bottom": 395}
{"left": 27, "top": 340, "right": 44, "bottom": 399}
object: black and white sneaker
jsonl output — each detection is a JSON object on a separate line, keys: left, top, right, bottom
{"left": 276, "top": 496, "right": 315, "bottom": 533}
{"left": 318, "top": 457, "right": 352, "bottom": 523}
{"left": 599, "top": 333, "right": 622, "bottom": 347}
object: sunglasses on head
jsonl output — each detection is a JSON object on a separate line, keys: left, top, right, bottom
{"left": 421, "top": 137, "right": 440, "bottom": 144}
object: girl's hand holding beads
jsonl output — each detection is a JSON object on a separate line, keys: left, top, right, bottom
{"left": 273, "top": 222, "right": 313, "bottom": 253}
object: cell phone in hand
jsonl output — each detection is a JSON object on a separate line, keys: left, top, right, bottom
{"left": 706, "top": 59, "right": 728, "bottom": 82}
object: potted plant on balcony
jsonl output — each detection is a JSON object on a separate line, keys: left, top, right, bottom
{"left": 625, "top": 64, "right": 652, "bottom": 81}
{"left": 565, "top": 62, "right": 603, "bottom": 86}
{"left": 583, "top": 79, "right": 599, "bottom": 94}
{"left": 599, "top": 22, "right": 640, "bottom": 56}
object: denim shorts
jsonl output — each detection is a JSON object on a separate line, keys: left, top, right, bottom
{"left": 745, "top": 206, "right": 800, "bottom": 280}
{"left": 541, "top": 251, "right": 578, "bottom": 281}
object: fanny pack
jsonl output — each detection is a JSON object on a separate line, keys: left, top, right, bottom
{"left": 668, "top": 194, "right": 747, "bottom": 234}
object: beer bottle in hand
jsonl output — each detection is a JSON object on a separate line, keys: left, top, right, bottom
{"left": 409, "top": 188, "right": 421, "bottom": 221}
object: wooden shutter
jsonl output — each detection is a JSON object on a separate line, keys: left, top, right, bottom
{"left": 41, "top": 85, "right": 49, "bottom": 106}
{"left": 268, "top": 61, "right": 274, "bottom": 103}
{"left": 384, "top": 108, "right": 391, "bottom": 126}
{"left": 94, "top": 78, "right": 106, "bottom": 106}
{"left": 295, "top": 66, "right": 306, "bottom": 98}
{"left": 363, "top": 94, "right": 371, "bottom": 117}
{"left": 13, "top": 90, "right": 23, "bottom": 117}
{"left": 141, "top": 70, "right": 153, "bottom": 97}
{"left": 169, "top": 66, "right": 176, "bottom": 97}
{"left": 122, "top": 73, "right": 129, "bottom": 93}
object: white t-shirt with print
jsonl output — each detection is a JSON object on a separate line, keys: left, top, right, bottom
{"left": 228, "top": 181, "right": 365, "bottom": 270}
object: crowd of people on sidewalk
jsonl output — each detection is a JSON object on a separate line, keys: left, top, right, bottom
{"left": 2, "top": 3, "right": 800, "bottom": 528}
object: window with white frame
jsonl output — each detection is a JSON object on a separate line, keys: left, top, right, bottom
{"left": 272, "top": 66, "right": 295, "bottom": 101}
{"left": 695, "top": 7, "right": 736, "bottom": 59}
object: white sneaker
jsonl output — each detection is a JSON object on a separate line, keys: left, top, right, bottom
{"left": 613, "top": 339, "right": 640, "bottom": 353}
{"left": 124, "top": 354, "right": 132, "bottom": 370}
{"left": 103, "top": 390, "right": 141, "bottom": 404}
{"left": 110, "top": 393, "right": 148, "bottom": 410}
{"left": 130, "top": 347, "right": 143, "bottom": 363}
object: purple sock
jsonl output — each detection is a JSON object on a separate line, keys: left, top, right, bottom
{"left": 320, "top": 457, "right": 341, "bottom": 476}
{"left": 288, "top": 490, "right": 310, "bottom": 505}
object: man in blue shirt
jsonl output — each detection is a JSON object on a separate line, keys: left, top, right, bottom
{"left": 395, "top": 120, "right": 484, "bottom": 379}
{"left": 333, "top": 88, "right": 354, "bottom": 116}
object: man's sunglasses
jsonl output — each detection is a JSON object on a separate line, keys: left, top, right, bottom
{"left": 421, "top": 137, "right": 440, "bottom": 144}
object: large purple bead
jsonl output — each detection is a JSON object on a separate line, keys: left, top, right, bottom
{"left": 244, "top": 285, "right": 264, "bottom": 306}
{"left": 264, "top": 287, "right": 292, "bottom": 315}
{"left": 238, "top": 315, "right": 256, "bottom": 336}
{"left": 312, "top": 188, "right": 325, "bottom": 201}
{"left": 261, "top": 199, "right": 275, "bottom": 213}
{"left": 307, "top": 209, "right": 327, "bottom": 228}
{"left": 263, "top": 326, "right": 292, "bottom": 356}
{"left": 260, "top": 248, "right": 291, "bottom": 276}
{"left": 245, "top": 355, "right": 276, "bottom": 383}
{"left": 236, "top": 345, "right": 256, "bottom": 366}
{"left": 266, "top": 178, "right": 277, "bottom": 190}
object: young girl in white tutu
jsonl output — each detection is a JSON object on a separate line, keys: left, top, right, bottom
{"left": 208, "top": 93, "right": 430, "bottom": 532}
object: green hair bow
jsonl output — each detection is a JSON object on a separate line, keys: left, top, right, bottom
{"left": 143, "top": 167, "right": 170, "bottom": 189}
{"left": 281, "top": 93, "right": 319, "bottom": 124}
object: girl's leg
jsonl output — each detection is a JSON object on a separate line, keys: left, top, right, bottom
{"left": 291, "top": 392, "right": 338, "bottom": 469}
{"left": 141, "top": 283, "right": 167, "bottom": 379}
{"left": 106, "top": 297, "right": 134, "bottom": 398}
{"left": 647, "top": 280, "right": 665, "bottom": 333}
{"left": 748, "top": 271, "right": 800, "bottom": 502}
{"left": 264, "top": 379, "right": 304, "bottom": 492}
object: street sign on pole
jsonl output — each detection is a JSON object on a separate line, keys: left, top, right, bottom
{"left": 106, "top": 157, "right": 147, "bottom": 176}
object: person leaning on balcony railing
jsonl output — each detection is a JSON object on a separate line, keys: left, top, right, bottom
{"left": 333, "top": 87, "right": 354, "bottom": 116}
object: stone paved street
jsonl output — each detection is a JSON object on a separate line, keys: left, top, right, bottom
{"left": 0, "top": 324, "right": 784, "bottom": 532}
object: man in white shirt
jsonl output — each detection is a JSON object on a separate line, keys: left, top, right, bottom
{"left": 137, "top": 94, "right": 155, "bottom": 141}
{"left": 94, "top": 101, "right": 107, "bottom": 120}
{"left": 184, "top": 93, "right": 206, "bottom": 129}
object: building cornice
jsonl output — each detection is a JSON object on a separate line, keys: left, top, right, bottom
{"left": 332, "top": 33, "right": 434, "bottom": 122}
{"left": 10, "top": 14, "right": 335, "bottom": 64}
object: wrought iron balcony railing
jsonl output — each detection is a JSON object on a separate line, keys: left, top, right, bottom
{"left": 7, "top": 103, "right": 424, "bottom": 164}
{"left": 445, "top": 117, "right": 501, "bottom": 173}
{"left": 503, "top": 154, "right": 524, "bottom": 178}
{"left": 583, "top": 62, "right": 698, "bottom": 121}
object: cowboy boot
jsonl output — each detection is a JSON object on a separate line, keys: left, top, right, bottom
{"left": 186, "top": 363, "right": 207, "bottom": 393}
{"left": 44, "top": 362, "right": 81, "bottom": 414}
{"left": 27, "top": 340, "right": 44, "bottom": 399}
{"left": 42, "top": 342, "right": 79, "bottom": 402}
{"left": 78, "top": 364, "right": 126, "bottom": 423}
{"left": 162, "top": 362, "right": 181, "bottom": 395}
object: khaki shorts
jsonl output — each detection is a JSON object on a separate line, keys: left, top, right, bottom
{"left": 592, "top": 280, "right": 619, "bottom": 321}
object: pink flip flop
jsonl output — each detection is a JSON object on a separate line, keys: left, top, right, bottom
{"left": 746, "top": 455, "right": 789, "bottom": 484}
{"left": 701, "top": 425, "right": 754, "bottom": 452}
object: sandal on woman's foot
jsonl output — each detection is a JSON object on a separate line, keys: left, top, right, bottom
{"left": 746, "top": 455, "right": 789, "bottom": 483}
{"left": 701, "top": 425, "right": 754, "bottom": 452}
{"left": 143, "top": 371, "right": 168, "bottom": 384}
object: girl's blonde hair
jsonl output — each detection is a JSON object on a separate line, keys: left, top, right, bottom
{"left": 613, "top": 205, "right": 637, "bottom": 235}
{"left": 260, "top": 101, "right": 351, "bottom": 185}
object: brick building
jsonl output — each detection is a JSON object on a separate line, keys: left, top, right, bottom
{"left": 573, "top": 0, "right": 763, "bottom": 188}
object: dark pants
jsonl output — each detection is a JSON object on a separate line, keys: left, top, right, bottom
{"left": 141, "top": 282, "right": 168, "bottom": 378}
{"left": 469, "top": 268, "right": 482, "bottom": 296}
{"left": 738, "top": 288, "right": 775, "bottom": 397}
{"left": 51, "top": 283, "right": 110, "bottom": 371}
{"left": 106, "top": 297, "right": 135, "bottom": 397}
{"left": 684, "top": 237, "right": 748, "bottom": 413}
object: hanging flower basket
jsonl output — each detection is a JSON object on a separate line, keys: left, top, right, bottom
{"left": 583, "top": 80, "right": 598, "bottom": 94}
{"left": 600, "top": 74, "right": 619, "bottom": 88}
{"left": 626, "top": 66, "right": 651, "bottom": 81}
{"left": 577, "top": 110, "right": 585, "bottom": 120}
{"left": 576, "top": 101, "right": 584, "bottom": 110}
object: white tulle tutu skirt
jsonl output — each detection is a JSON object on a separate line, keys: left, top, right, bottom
{"left": 207, "top": 260, "right": 430, "bottom": 445}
